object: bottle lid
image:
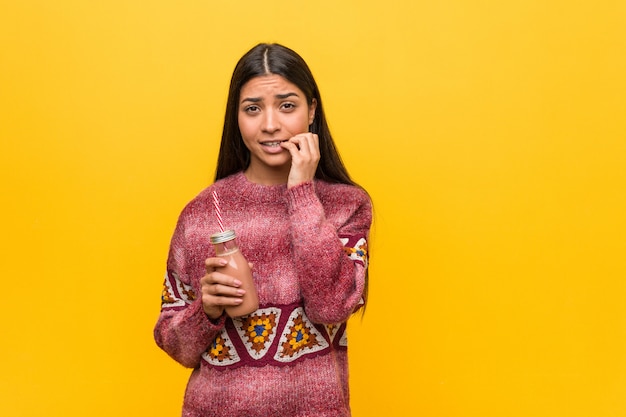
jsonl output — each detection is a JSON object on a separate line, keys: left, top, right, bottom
{"left": 210, "top": 229, "right": 236, "bottom": 244}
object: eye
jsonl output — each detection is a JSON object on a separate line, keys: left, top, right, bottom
{"left": 280, "top": 102, "right": 296, "bottom": 111}
{"left": 243, "top": 105, "right": 260, "bottom": 114}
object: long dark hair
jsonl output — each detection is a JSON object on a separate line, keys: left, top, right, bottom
{"left": 214, "top": 43, "right": 370, "bottom": 310}
{"left": 215, "top": 43, "right": 356, "bottom": 186}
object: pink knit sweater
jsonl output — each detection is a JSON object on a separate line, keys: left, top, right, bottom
{"left": 154, "top": 172, "right": 371, "bottom": 417}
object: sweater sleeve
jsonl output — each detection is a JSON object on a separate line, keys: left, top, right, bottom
{"left": 153, "top": 215, "right": 226, "bottom": 368}
{"left": 286, "top": 181, "right": 372, "bottom": 324}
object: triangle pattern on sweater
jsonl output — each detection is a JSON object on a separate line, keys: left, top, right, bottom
{"left": 274, "top": 307, "right": 329, "bottom": 363}
{"left": 232, "top": 307, "right": 282, "bottom": 360}
{"left": 202, "top": 328, "right": 241, "bottom": 367}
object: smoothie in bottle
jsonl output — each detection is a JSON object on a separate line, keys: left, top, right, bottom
{"left": 210, "top": 230, "right": 258, "bottom": 317}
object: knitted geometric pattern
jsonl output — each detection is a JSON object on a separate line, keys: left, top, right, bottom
{"left": 154, "top": 172, "right": 372, "bottom": 417}
{"left": 200, "top": 304, "right": 347, "bottom": 369}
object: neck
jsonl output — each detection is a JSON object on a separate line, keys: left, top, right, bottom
{"left": 244, "top": 165, "right": 289, "bottom": 186}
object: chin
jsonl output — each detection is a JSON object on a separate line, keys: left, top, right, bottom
{"left": 263, "top": 155, "right": 292, "bottom": 167}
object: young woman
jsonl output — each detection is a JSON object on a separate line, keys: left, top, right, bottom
{"left": 154, "top": 43, "right": 372, "bottom": 417}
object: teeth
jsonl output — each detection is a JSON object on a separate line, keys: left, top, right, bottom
{"left": 263, "top": 141, "right": 282, "bottom": 147}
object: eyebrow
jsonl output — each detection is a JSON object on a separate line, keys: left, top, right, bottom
{"left": 276, "top": 92, "right": 299, "bottom": 99}
{"left": 240, "top": 92, "right": 300, "bottom": 104}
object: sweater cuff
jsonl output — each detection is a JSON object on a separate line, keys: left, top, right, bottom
{"left": 187, "top": 298, "right": 226, "bottom": 333}
{"left": 286, "top": 181, "right": 319, "bottom": 212}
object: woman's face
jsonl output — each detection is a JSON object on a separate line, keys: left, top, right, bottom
{"left": 238, "top": 74, "right": 316, "bottom": 182}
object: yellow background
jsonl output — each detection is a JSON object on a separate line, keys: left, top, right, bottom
{"left": 1, "top": 1, "right": 625, "bottom": 416}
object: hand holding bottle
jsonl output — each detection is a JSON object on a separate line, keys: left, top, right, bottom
{"left": 201, "top": 230, "right": 259, "bottom": 319}
{"left": 200, "top": 257, "right": 247, "bottom": 320}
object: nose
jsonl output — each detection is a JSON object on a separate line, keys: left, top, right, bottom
{"left": 261, "top": 109, "right": 280, "bottom": 133}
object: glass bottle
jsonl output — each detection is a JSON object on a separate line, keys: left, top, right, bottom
{"left": 210, "top": 230, "right": 258, "bottom": 317}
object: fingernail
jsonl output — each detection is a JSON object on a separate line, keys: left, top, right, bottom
{"left": 237, "top": 289, "right": 246, "bottom": 296}
{"left": 219, "top": 259, "right": 228, "bottom": 265}
{"left": 233, "top": 279, "right": 242, "bottom": 286}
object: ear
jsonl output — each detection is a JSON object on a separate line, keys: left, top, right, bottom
{"left": 308, "top": 98, "right": 317, "bottom": 125}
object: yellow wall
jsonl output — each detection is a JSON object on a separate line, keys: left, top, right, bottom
{"left": 1, "top": 1, "right": 625, "bottom": 416}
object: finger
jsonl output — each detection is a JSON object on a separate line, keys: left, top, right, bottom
{"left": 282, "top": 136, "right": 312, "bottom": 164}
{"left": 293, "top": 134, "right": 311, "bottom": 155}
{"left": 202, "top": 294, "right": 242, "bottom": 319}
{"left": 205, "top": 257, "right": 228, "bottom": 272}
{"left": 295, "top": 133, "right": 320, "bottom": 160}
{"left": 280, "top": 140, "right": 300, "bottom": 158}
{"left": 201, "top": 270, "right": 242, "bottom": 288}
{"left": 310, "top": 133, "right": 320, "bottom": 157}
{"left": 204, "top": 282, "right": 246, "bottom": 298}
{"left": 295, "top": 133, "right": 317, "bottom": 154}
{"left": 203, "top": 293, "right": 244, "bottom": 310}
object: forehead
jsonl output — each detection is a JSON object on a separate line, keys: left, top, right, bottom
{"left": 239, "top": 74, "right": 304, "bottom": 99}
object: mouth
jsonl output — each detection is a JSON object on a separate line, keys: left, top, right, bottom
{"left": 260, "top": 140, "right": 288, "bottom": 148}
